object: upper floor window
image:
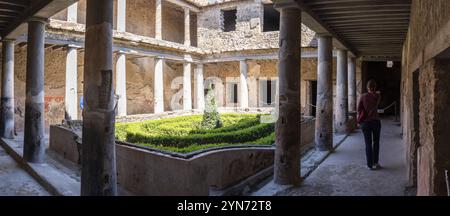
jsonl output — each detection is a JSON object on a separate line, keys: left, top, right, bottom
{"left": 222, "top": 9, "right": 237, "bottom": 32}
{"left": 263, "top": 4, "right": 280, "bottom": 32}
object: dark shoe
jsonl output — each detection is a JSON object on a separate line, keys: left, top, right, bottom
{"left": 368, "top": 166, "right": 375, "bottom": 170}
{"left": 374, "top": 164, "right": 382, "bottom": 169}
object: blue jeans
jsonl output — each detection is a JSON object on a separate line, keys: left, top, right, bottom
{"left": 361, "top": 120, "right": 381, "bottom": 168}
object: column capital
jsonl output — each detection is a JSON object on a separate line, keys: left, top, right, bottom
{"left": 274, "top": 1, "right": 301, "bottom": 10}
{"left": 67, "top": 44, "right": 82, "bottom": 49}
{"left": 316, "top": 33, "right": 333, "bottom": 38}
{"left": 2, "top": 38, "right": 15, "bottom": 43}
{"left": 28, "top": 17, "right": 49, "bottom": 24}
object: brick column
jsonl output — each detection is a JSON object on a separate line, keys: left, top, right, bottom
{"left": 184, "top": 8, "right": 190, "bottom": 46}
{"left": 117, "top": 0, "right": 126, "bottom": 32}
{"left": 23, "top": 18, "right": 47, "bottom": 163}
{"left": 65, "top": 45, "right": 79, "bottom": 120}
{"left": 154, "top": 58, "right": 164, "bottom": 113}
{"left": 155, "top": 0, "right": 162, "bottom": 40}
{"left": 348, "top": 56, "right": 357, "bottom": 112}
{"left": 67, "top": 2, "right": 78, "bottom": 23}
{"left": 183, "top": 62, "right": 192, "bottom": 111}
{"left": 195, "top": 64, "right": 205, "bottom": 111}
{"left": 116, "top": 52, "right": 127, "bottom": 116}
{"left": 81, "top": 0, "right": 117, "bottom": 196}
{"left": 239, "top": 60, "right": 249, "bottom": 108}
{"left": 335, "top": 49, "right": 349, "bottom": 134}
{"left": 274, "top": 6, "right": 302, "bottom": 186}
{"left": 0, "top": 40, "right": 15, "bottom": 139}
{"left": 315, "top": 35, "right": 333, "bottom": 151}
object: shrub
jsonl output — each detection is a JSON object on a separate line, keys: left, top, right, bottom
{"left": 199, "top": 84, "right": 223, "bottom": 130}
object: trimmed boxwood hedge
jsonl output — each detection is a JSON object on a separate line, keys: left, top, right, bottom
{"left": 125, "top": 123, "right": 274, "bottom": 148}
{"left": 115, "top": 114, "right": 275, "bottom": 152}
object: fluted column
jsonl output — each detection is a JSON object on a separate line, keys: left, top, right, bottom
{"left": 0, "top": 40, "right": 15, "bottom": 139}
{"left": 315, "top": 35, "right": 333, "bottom": 151}
{"left": 274, "top": 6, "right": 302, "bottom": 186}
{"left": 335, "top": 49, "right": 349, "bottom": 134}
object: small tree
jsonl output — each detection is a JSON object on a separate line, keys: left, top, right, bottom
{"left": 200, "top": 84, "right": 223, "bottom": 130}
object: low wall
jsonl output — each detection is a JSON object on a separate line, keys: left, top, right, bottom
{"left": 49, "top": 117, "right": 316, "bottom": 196}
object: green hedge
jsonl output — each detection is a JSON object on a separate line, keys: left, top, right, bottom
{"left": 115, "top": 113, "right": 275, "bottom": 152}
{"left": 125, "top": 123, "right": 274, "bottom": 148}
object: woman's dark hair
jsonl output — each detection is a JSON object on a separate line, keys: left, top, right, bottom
{"left": 367, "top": 79, "right": 377, "bottom": 91}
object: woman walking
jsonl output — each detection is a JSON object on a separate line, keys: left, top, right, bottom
{"left": 357, "top": 80, "right": 382, "bottom": 170}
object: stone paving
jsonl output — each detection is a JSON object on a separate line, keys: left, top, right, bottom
{"left": 279, "top": 120, "right": 408, "bottom": 196}
{"left": 0, "top": 146, "right": 50, "bottom": 196}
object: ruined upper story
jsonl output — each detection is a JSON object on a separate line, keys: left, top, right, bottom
{"left": 49, "top": 0, "right": 316, "bottom": 56}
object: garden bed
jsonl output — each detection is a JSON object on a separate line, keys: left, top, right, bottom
{"left": 115, "top": 113, "right": 276, "bottom": 153}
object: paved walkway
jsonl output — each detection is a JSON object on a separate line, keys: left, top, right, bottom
{"left": 279, "top": 119, "right": 408, "bottom": 196}
{"left": 0, "top": 146, "right": 50, "bottom": 196}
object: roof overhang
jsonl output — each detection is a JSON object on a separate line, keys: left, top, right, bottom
{"left": 273, "top": 0, "right": 411, "bottom": 60}
{"left": 1, "top": 0, "right": 79, "bottom": 39}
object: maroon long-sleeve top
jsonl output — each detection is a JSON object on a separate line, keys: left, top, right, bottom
{"left": 357, "top": 92, "right": 380, "bottom": 122}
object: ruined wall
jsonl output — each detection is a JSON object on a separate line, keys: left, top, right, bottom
{"left": 126, "top": 0, "right": 156, "bottom": 37}
{"left": 124, "top": 57, "right": 155, "bottom": 115}
{"left": 416, "top": 59, "right": 450, "bottom": 196}
{"left": 407, "top": 0, "right": 450, "bottom": 63}
{"left": 77, "top": 0, "right": 87, "bottom": 24}
{"left": 13, "top": 47, "right": 68, "bottom": 132}
{"left": 401, "top": 0, "right": 450, "bottom": 195}
{"left": 197, "top": 1, "right": 315, "bottom": 51}
{"left": 162, "top": 1, "right": 185, "bottom": 44}
{"left": 190, "top": 13, "right": 198, "bottom": 47}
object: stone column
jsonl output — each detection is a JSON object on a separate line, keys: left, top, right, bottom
{"left": 81, "top": 0, "right": 117, "bottom": 196}
{"left": 23, "top": 18, "right": 47, "bottom": 163}
{"left": 67, "top": 2, "right": 78, "bottom": 23}
{"left": 155, "top": 0, "right": 162, "bottom": 40}
{"left": 239, "top": 60, "right": 249, "bottom": 108}
{"left": 195, "top": 64, "right": 205, "bottom": 111}
{"left": 348, "top": 56, "right": 357, "bottom": 113}
{"left": 154, "top": 58, "right": 164, "bottom": 113}
{"left": 0, "top": 40, "right": 15, "bottom": 139}
{"left": 335, "top": 49, "right": 349, "bottom": 134}
{"left": 183, "top": 62, "right": 192, "bottom": 111}
{"left": 315, "top": 35, "right": 333, "bottom": 151}
{"left": 65, "top": 45, "right": 78, "bottom": 120}
{"left": 184, "top": 8, "right": 190, "bottom": 46}
{"left": 274, "top": 7, "right": 302, "bottom": 186}
{"left": 117, "top": 0, "right": 126, "bottom": 32}
{"left": 116, "top": 52, "right": 127, "bottom": 116}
